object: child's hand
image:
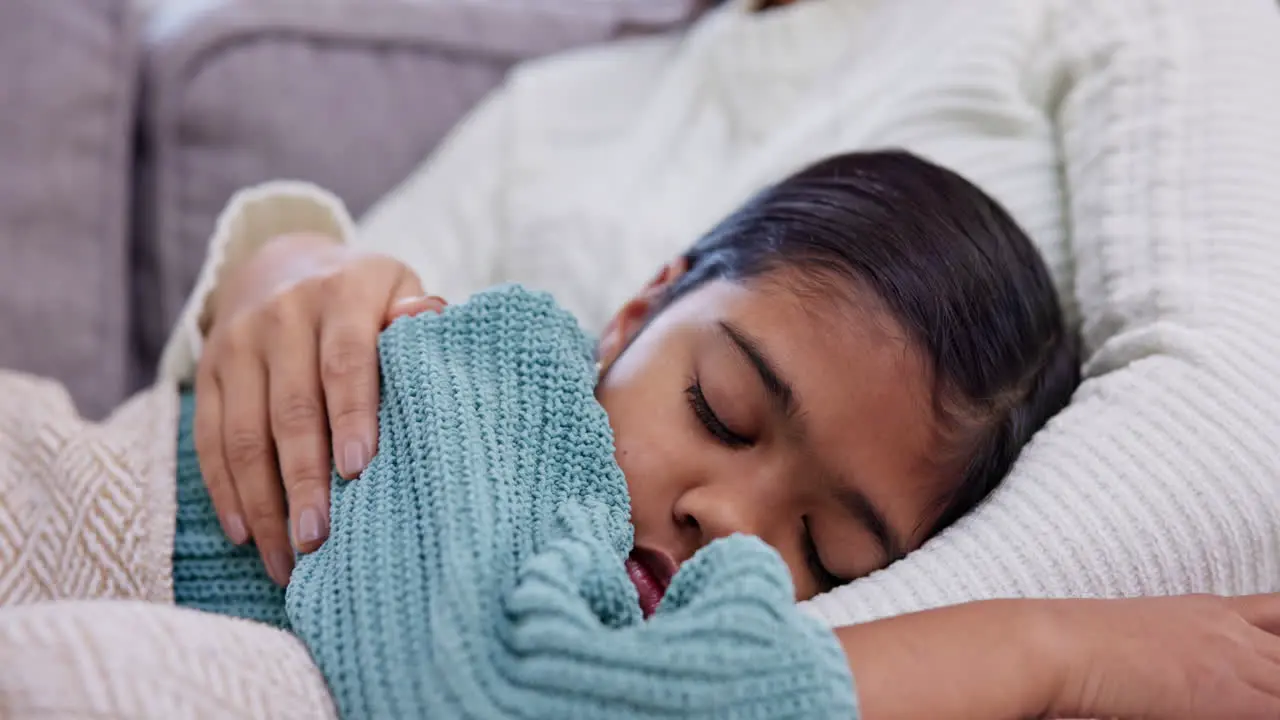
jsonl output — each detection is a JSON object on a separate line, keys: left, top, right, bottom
{"left": 837, "top": 593, "right": 1280, "bottom": 720}
{"left": 1044, "top": 594, "right": 1280, "bottom": 719}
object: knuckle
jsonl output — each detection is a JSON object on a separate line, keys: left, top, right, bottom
{"left": 243, "top": 500, "right": 282, "bottom": 530}
{"left": 370, "top": 255, "right": 405, "bottom": 277}
{"left": 289, "top": 273, "right": 326, "bottom": 303}
{"left": 272, "top": 392, "right": 323, "bottom": 434}
{"left": 262, "top": 296, "right": 297, "bottom": 331}
{"left": 221, "top": 315, "right": 258, "bottom": 355}
{"left": 224, "top": 428, "right": 269, "bottom": 468}
{"left": 321, "top": 336, "right": 373, "bottom": 382}
{"left": 330, "top": 397, "right": 375, "bottom": 430}
{"left": 317, "top": 269, "right": 350, "bottom": 298}
{"left": 279, "top": 454, "right": 330, "bottom": 491}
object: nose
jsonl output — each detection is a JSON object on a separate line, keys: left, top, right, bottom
{"left": 671, "top": 480, "right": 774, "bottom": 556}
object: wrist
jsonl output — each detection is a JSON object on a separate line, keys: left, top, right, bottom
{"left": 1014, "top": 600, "right": 1073, "bottom": 719}
{"left": 957, "top": 599, "right": 1065, "bottom": 720}
{"left": 836, "top": 599, "right": 1063, "bottom": 720}
{"left": 1024, "top": 599, "right": 1106, "bottom": 720}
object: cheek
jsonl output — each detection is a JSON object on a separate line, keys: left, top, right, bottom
{"left": 596, "top": 316, "right": 701, "bottom": 534}
{"left": 597, "top": 352, "right": 698, "bottom": 537}
{"left": 600, "top": 384, "right": 678, "bottom": 527}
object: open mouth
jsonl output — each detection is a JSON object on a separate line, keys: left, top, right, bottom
{"left": 625, "top": 546, "right": 680, "bottom": 618}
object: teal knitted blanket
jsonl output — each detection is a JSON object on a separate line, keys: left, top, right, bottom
{"left": 284, "top": 286, "right": 858, "bottom": 719}
{"left": 173, "top": 391, "right": 288, "bottom": 628}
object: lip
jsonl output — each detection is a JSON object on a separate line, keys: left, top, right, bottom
{"left": 625, "top": 545, "right": 680, "bottom": 618}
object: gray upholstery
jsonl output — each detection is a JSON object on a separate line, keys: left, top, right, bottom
{"left": 0, "top": 0, "right": 704, "bottom": 410}
{"left": 0, "top": 0, "right": 140, "bottom": 418}
{"left": 133, "top": 0, "right": 705, "bottom": 388}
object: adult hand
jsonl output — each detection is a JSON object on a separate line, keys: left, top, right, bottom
{"left": 194, "top": 233, "right": 446, "bottom": 585}
{"left": 840, "top": 593, "right": 1280, "bottom": 720}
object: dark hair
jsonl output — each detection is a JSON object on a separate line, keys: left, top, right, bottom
{"left": 656, "top": 150, "right": 1080, "bottom": 538}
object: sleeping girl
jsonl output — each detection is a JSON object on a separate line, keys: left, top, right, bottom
{"left": 4, "top": 151, "right": 1280, "bottom": 719}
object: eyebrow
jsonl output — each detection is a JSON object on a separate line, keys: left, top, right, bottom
{"left": 717, "top": 321, "right": 797, "bottom": 419}
{"left": 836, "top": 486, "right": 906, "bottom": 564}
{"left": 717, "top": 320, "right": 905, "bottom": 563}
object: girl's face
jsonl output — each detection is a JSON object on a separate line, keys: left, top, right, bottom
{"left": 595, "top": 262, "right": 955, "bottom": 609}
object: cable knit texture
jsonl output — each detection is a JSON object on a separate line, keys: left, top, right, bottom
{"left": 284, "top": 285, "right": 856, "bottom": 719}
{"left": 159, "top": 0, "right": 1280, "bottom": 626}
{"left": 172, "top": 392, "right": 288, "bottom": 628}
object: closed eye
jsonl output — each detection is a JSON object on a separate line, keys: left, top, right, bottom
{"left": 802, "top": 518, "right": 845, "bottom": 590}
{"left": 685, "top": 378, "right": 752, "bottom": 449}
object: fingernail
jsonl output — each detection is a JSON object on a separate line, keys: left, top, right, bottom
{"left": 267, "top": 550, "right": 295, "bottom": 587}
{"left": 222, "top": 513, "right": 248, "bottom": 545}
{"left": 341, "top": 439, "right": 370, "bottom": 477}
{"left": 296, "top": 506, "right": 327, "bottom": 547}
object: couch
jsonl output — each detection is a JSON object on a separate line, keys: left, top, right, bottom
{"left": 0, "top": 0, "right": 707, "bottom": 418}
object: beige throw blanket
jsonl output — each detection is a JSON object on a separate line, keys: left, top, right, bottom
{"left": 0, "top": 372, "right": 178, "bottom": 606}
{"left": 0, "top": 371, "right": 336, "bottom": 719}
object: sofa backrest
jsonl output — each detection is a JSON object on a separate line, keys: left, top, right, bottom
{"left": 133, "top": 0, "right": 707, "bottom": 389}
{"left": 0, "top": 0, "right": 141, "bottom": 418}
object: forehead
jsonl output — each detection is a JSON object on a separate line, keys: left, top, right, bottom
{"left": 671, "top": 278, "right": 948, "bottom": 521}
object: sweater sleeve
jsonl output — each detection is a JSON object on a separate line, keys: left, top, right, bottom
{"left": 156, "top": 83, "right": 515, "bottom": 386}
{"left": 355, "top": 82, "right": 513, "bottom": 306}
{"left": 801, "top": 0, "right": 1280, "bottom": 626}
{"left": 156, "top": 182, "right": 357, "bottom": 385}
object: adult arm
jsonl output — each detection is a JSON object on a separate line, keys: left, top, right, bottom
{"left": 802, "top": 0, "right": 1280, "bottom": 623}
{"left": 158, "top": 81, "right": 514, "bottom": 388}
{"left": 157, "top": 85, "right": 516, "bottom": 580}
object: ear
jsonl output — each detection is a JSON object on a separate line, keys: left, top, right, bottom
{"left": 596, "top": 257, "right": 690, "bottom": 371}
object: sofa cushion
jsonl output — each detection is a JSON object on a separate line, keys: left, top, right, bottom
{"left": 135, "top": 0, "right": 704, "bottom": 384}
{"left": 0, "top": 0, "right": 139, "bottom": 418}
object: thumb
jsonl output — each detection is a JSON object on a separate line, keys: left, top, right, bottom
{"left": 381, "top": 268, "right": 426, "bottom": 326}
{"left": 383, "top": 270, "right": 451, "bottom": 326}
{"left": 389, "top": 266, "right": 425, "bottom": 304}
{"left": 385, "top": 295, "right": 449, "bottom": 325}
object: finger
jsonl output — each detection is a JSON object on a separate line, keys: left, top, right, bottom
{"left": 1254, "top": 630, "right": 1280, "bottom": 671}
{"left": 192, "top": 360, "right": 249, "bottom": 545}
{"left": 1228, "top": 687, "right": 1280, "bottom": 720}
{"left": 320, "top": 312, "right": 379, "bottom": 480}
{"left": 265, "top": 300, "right": 332, "bottom": 554}
{"left": 383, "top": 295, "right": 447, "bottom": 326}
{"left": 220, "top": 347, "right": 294, "bottom": 586}
{"left": 321, "top": 261, "right": 419, "bottom": 479}
{"left": 1247, "top": 622, "right": 1280, "bottom": 668}
{"left": 1232, "top": 594, "right": 1280, "bottom": 635}
{"left": 1240, "top": 647, "right": 1280, "bottom": 711}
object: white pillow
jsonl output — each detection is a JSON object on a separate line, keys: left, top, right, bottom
{"left": 802, "top": 0, "right": 1280, "bottom": 624}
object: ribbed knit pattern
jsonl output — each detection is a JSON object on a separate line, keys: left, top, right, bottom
{"left": 173, "top": 392, "right": 288, "bottom": 628}
{"left": 803, "top": 0, "right": 1280, "bottom": 625}
{"left": 285, "top": 286, "right": 856, "bottom": 719}
{"left": 161, "top": 0, "right": 1280, "bottom": 628}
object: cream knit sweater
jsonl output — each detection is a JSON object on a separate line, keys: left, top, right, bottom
{"left": 160, "top": 0, "right": 1280, "bottom": 626}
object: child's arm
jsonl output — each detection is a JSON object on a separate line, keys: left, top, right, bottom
{"left": 838, "top": 594, "right": 1280, "bottom": 719}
